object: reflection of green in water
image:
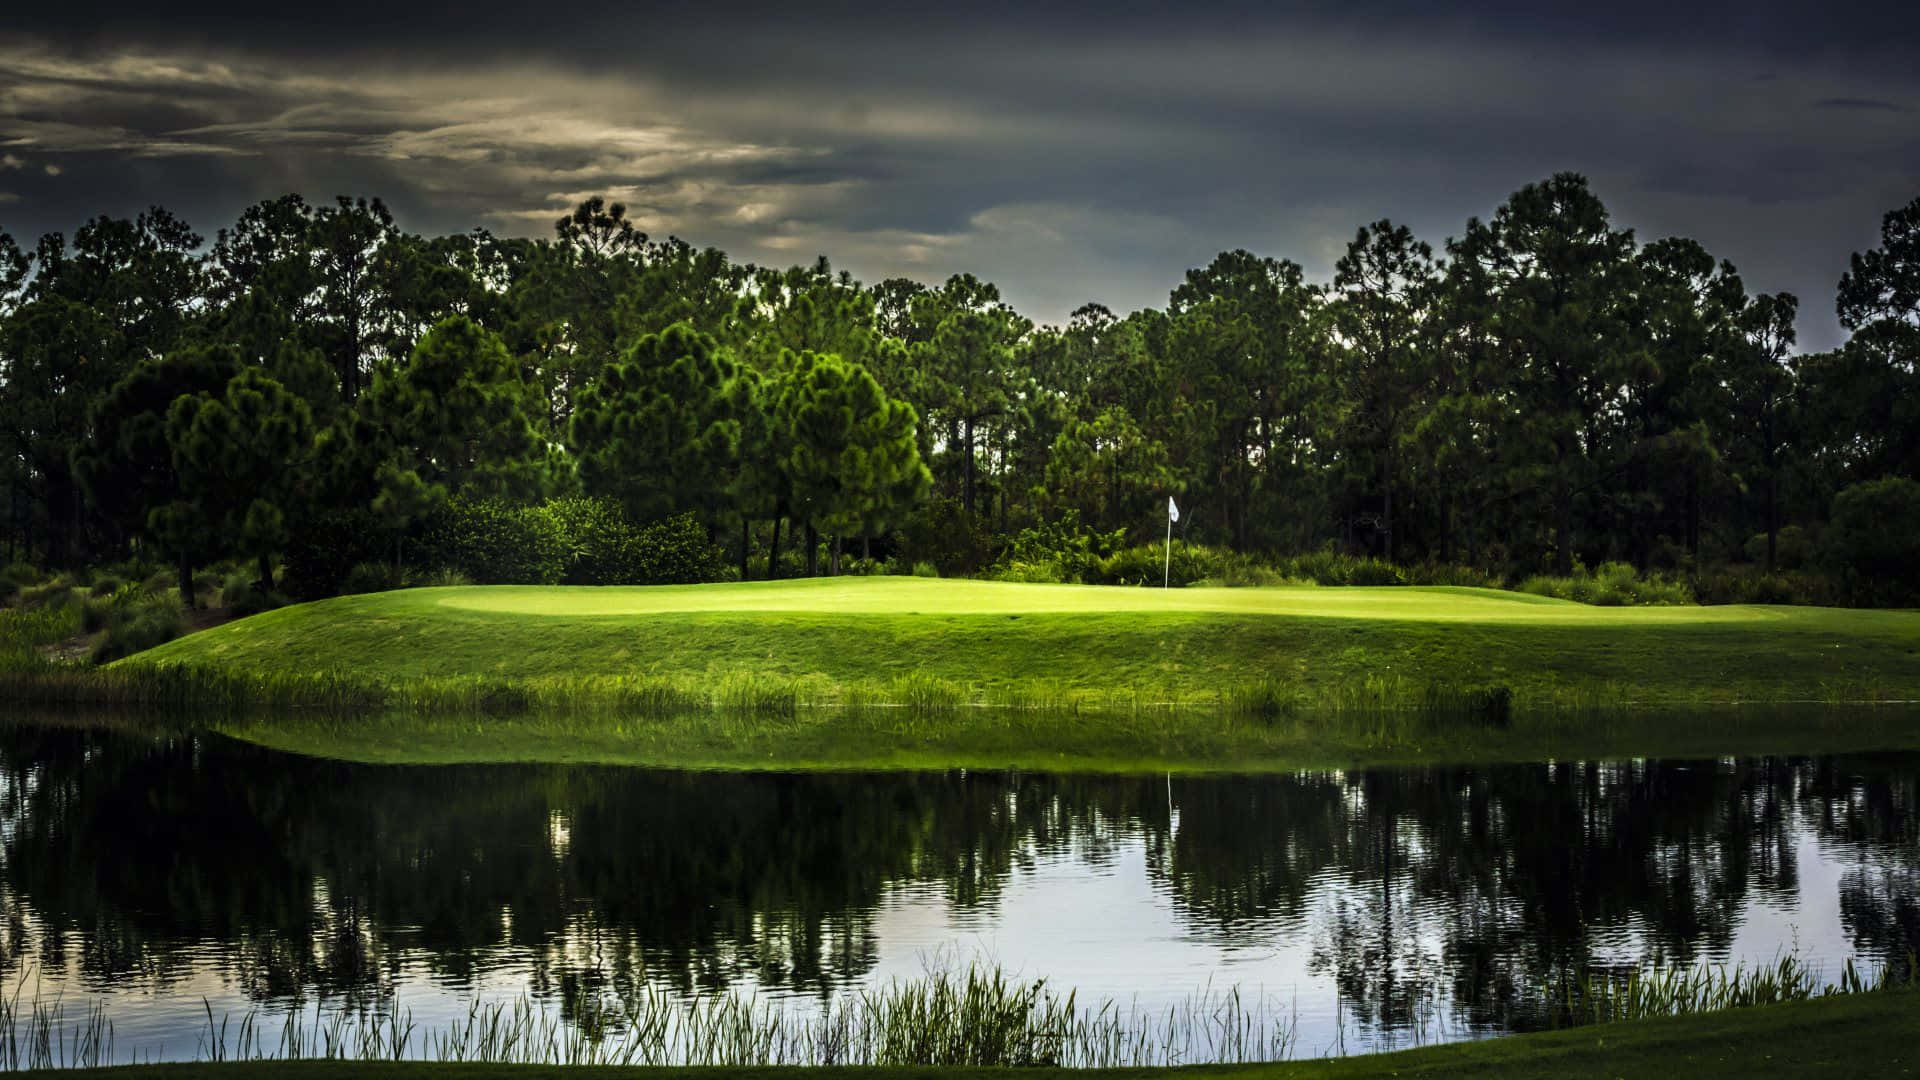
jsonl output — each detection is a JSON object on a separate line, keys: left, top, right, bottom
{"left": 218, "top": 702, "right": 1920, "bottom": 774}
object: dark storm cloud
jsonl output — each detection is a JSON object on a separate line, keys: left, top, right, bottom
{"left": 1816, "top": 97, "right": 1910, "bottom": 112}
{"left": 3, "top": 3, "right": 1918, "bottom": 349}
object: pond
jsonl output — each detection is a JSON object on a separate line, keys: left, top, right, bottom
{"left": 0, "top": 721, "right": 1914, "bottom": 1063}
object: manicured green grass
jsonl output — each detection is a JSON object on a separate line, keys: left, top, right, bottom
{"left": 54, "top": 578, "right": 1903, "bottom": 770}
{"left": 19, "top": 990, "right": 1920, "bottom": 1078}
{"left": 140, "top": 579, "right": 1920, "bottom": 709}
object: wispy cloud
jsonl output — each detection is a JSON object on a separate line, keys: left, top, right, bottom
{"left": 0, "top": 16, "right": 1914, "bottom": 350}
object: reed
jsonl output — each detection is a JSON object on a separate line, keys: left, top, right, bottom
{"left": 0, "top": 967, "right": 1300, "bottom": 1070}
{"left": 0, "top": 955, "right": 1909, "bottom": 1071}
{"left": 1553, "top": 952, "right": 1914, "bottom": 1027}
{"left": 0, "top": 983, "right": 113, "bottom": 1071}
{"left": 0, "top": 641, "right": 1888, "bottom": 721}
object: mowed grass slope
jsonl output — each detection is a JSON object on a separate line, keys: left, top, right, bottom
{"left": 140, "top": 578, "right": 1920, "bottom": 707}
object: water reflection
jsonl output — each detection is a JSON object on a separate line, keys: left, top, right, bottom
{"left": 0, "top": 723, "right": 1913, "bottom": 1054}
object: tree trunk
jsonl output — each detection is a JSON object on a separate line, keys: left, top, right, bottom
{"left": 740, "top": 519, "right": 751, "bottom": 581}
{"left": 805, "top": 522, "right": 818, "bottom": 577}
{"left": 1553, "top": 465, "right": 1574, "bottom": 577}
{"left": 178, "top": 556, "right": 196, "bottom": 610}
{"left": 766, "top": 515, "right": 783, "bottom": 580}
{"left": 831, "top": 534, "right": 842, "bottom": 576}
{"left": 963, "top": 415, "right": 976, "bottom": 518}
{"left": 257, "top": 552, "right": 275, "bottom": 593}
{"left": 998, "top": 430, "right": 1009, "bottom": 534}
{"left": 1381, "top": 447, "right": 1395, "bottom": 564}
{"left": 44, "top": 467, "right": 78, "bottom": 569}
{"left": 1764, "top": 471, "right": 1778, "bottom": 573}
{"left": 862, "top": 535, "right": 871, "bottom": 561}
{"left": 1685, "top": 467, "right": 1700, "bottom": 558}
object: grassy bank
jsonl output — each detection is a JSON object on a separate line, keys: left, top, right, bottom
{"left": 5, "top": 579, "right": 1918, "bottom": 770}
{"left": 13, "top": 990, "right": 1920, "bottom": 1077}
{"left": 128, "top": 579, "right": 1920, "bottom": 710}
{"left": 212, "top": 702, "right": 1920, "bottom": 772}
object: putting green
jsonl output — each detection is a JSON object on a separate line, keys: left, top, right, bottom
{"left": 433, "top": 578, "right": 1777, "bottom": 624}
{"left": 126, "top": 577, "right": 1920, "bottom": 726}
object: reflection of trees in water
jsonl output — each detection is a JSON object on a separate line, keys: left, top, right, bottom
{"left": 1159, "top": 756, "right": 1920, "bottom": 1038}
{"left": 1802, "top": 756, "right": 1920, "bottom": 971}
{"left": 0, "top": 727, "right": 389, "bottom": 1003}
{"left": 0, "top": 730, "right": 1154, "bottom": 1004}
{"left": 0, "top": 726, "right": 1915, "bottom": 1041}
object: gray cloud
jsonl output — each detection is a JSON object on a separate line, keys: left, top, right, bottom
{"left": 1816, "top": 97, "right": 1910, "bottom": 111}
{"left": 1, "top": 7, "right": 1917, "bottom": 350}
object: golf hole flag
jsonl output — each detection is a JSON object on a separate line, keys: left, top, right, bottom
{"left": 1164, "top": 497, "right": 1179, "bottom": 587}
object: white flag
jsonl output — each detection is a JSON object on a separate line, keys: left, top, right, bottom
{"left": 1168, "top": 497, "right": 1180, "bottom": 523}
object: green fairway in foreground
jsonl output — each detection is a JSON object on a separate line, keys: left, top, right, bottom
{"left": 22, "top": 991, "right": 1920, "bottom": 1078}
{"left": 139, "top": 579, "right": 1920, "bottom": 711}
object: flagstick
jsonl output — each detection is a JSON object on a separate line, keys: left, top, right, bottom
{"left": 1164, "top": 512, "right": 1172, "bottom": 589}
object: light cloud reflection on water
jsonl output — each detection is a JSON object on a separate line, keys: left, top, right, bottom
{"left": 0, "top": 723, "right": 1912, "bottom": 1061}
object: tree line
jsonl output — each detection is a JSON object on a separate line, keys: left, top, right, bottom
{"left": 2, "top": 174, "right": 1917, "bottom": 601}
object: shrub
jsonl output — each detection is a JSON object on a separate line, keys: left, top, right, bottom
{"left": 15, "top": 580, "right": 76, "bottom": 612}
{"left": 993, "top": 512, "right": 1125, "bottom": 584}
{"left": 1519, "top": 561, "right": 1693, "bottom": 605}
{"left": 1692, "top": 566, "right": 1834, "bottom": 606}
{"left": 90, "top": 595, "right": 186, "bottom": 664}
{"left": 282, "top": 506, "right": 389, "bottom": 600}
{"left": 911, "top": 560, "right": 939, "bottom": 578}
{"left": 0, "top": 604, "right": 82, "bottom": 664}
{"left": 1828, "top": 477, "right": 1920, "bottom": 606}
{"left": 79, "top": 596, "right": 113, "bottom": 634}
{"left": 627, "top": 512, "right": 727, "bottom": 585}
{"left": 1195, "top": 565, "right": 1293, "bottom": 588}
{"left": 990, "top": 560, "right": 1067, "bottom": 584}
{"left": 219, "top": 574, "right": 288, "bottom": 616}
{"left": 0, "top": 562, "right": 43, "bottom": 592}
{"left": 88, "top": 574, "right": 124, "bottom": 598}
{"left": 1092, "top": 542, "right": 1220, "bottom": 587}
{"left": 416, "top": 497, "right": 568, "bottom": 585}
{"left": 218, "top": 572, "right": 254, "bottom": 607}
{"left": 545, "top": 496, "right": 649, "bottom": 585}
{"left": 414, "top": 568, "right": 472, "bottom": 588}
{"left": 1742, "top": 525, "right": 1813, "bottom": 571}
{"left": 1278, "top": 549, "right": 1407, "bottom": 586}
{"left": 342, "top": 561, "right": 411, "bottom": 595}
{"left": 899, "top": 497, "right": 993, "bottom": 576}
{"left": 1403, "top": 563, "right": 1503, "bottom": 589}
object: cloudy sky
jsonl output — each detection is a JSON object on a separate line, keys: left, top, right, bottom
{"left": 1, "top": 2, "right": 1915, "bottom": 350}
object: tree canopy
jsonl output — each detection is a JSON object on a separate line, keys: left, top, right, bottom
{"left": 2, "top": 174, "right": 1914, "bottom": 602}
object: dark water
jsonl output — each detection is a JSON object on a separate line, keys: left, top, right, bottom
{"left": 0, "top": 722, "right": 1916, "bottom": 1059}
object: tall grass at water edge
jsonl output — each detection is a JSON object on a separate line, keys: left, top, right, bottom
{"left": 0, "top": 648, "right": 1549, "bottom": 722}
{"left": 0, "top": 957, "right": 1909, "bottom": 1071}
{"left": 1553, "top": 952, "right": 1914, "bottom": 1027}
{"left": 0, "top": 966, "right": 1299, "bottom": 1070}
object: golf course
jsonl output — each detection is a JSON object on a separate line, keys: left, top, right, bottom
{"left": 31, "top": 576, "right": 1889, "bottom": 770}
{"left": 138, "top": 577, "right": 1920, "bottom": 705}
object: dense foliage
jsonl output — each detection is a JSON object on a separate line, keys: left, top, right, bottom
{"left": 2, "top": 179, "right": 1917, "bottom": 605}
